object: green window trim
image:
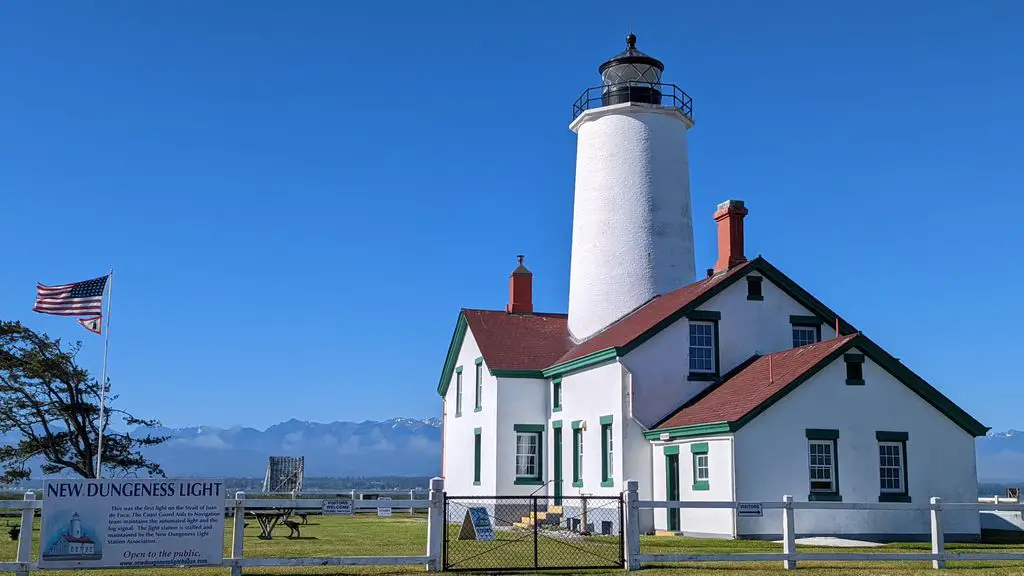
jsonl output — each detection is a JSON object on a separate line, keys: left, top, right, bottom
{"left": 474, "top": 357, "right": 483, "bottom": 365}
{"left": 690, "top": 442, "right": 709, "bottom": 454}
{"left": 513, "top": 424, "right": 544, "bottom": 485}
{"left": 790, "top": 315, "right": 823, "bottom": 326}
{"left": 692, "top": 481, "right": 710, "bottom": 491}
{"left": 454, "top": 367, "right": 463, "bottom": 417}
{"left": 685, "top": 310, "right": 722, "bottom": 321}
{"left": 663, "top": 445, "right": 680, "bottom": 456}
{"left": 877, "top": 431, "right": 910, "bottom": 501}
{"left": 551, "top": 420, "right": 562, "bottom": 429}
{"left": 805, "top": 428, "right": 839, "bottom": 440}
{"left": 571, "top": 420, "right": 583, "bottom": 430}
{"left": 474, "top": 358, "right": 483, "bottom": 411}
{"left": 687, "top": 312, "right": 721, "bottom": 381}
{"left": 809, "top": 492, "right": 843, "bottom": 502}
{"left": 746, "top": 275, "right": 764, "bottom": 301}
{"left": 691, "top": 446, "right": 710, "bottom": 491}
{"left": 455, "top": 366, "right": 464, "bottom": 373}
{"left": 807, "top": 430, "right": 841, "bottom": 500}
{"left": 572, "top": 427, "right": 583, "bottom": 486}
{"left": 473, "top": 428, "right": 481, "bottom": 485}
{"left": 879, "top": 493, "right": 912, "bottom": 503}
{"left": 876, "top": 431, "right": 909, "bottom": 442}
{"left": 552, "top": 378, "right": 562, "bottom": 412}
{"left": 572, "top": 480, "right": 584, "bottom": 488}
{"left": 600, "top": 415, "right": 613, "bottom": 485}
{"left": 844, "top": 353, "right": 865, "bottom": 363}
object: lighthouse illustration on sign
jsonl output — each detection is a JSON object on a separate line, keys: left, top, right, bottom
{"left": 42, "top": 512, "right": 102, "bottom": 561}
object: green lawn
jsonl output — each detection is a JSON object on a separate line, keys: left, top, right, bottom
{"left": 1, "top": 514, "right": 1023, "bottom": 575}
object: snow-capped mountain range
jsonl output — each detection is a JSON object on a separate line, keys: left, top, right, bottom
{"left": 134, "top": 417, "right": 442, "bottom": 477}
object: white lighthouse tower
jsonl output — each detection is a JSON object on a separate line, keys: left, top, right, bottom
{"left": 567, "top": 34, "right": 696, "bottom": 341}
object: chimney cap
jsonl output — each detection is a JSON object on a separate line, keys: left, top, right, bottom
{"left": 512, "top": 254, "right": 531, "bottom": 275}
{"left": 714, "top": 199, "right": 748, "bottom": 215}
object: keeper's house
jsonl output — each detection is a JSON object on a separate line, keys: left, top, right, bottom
{"left": 436, "top": 35, "right": 987, "bottom": 541}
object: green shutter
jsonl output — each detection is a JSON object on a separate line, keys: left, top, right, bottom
{"left": 473, "top": 428, "right": 481, "bottom": 485}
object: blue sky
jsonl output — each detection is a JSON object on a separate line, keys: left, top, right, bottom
{"left": 2, "top": 1, "right": 1021, "bottom": 431}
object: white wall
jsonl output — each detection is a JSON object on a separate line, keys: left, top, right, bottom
{"left": 650, "top": 436, "right": 735, "bottom": 536}
{"left": 553, "top": 361, "right": 627, "bottom": 499}
{"left": 734, "top": 349, "right": 980, "bottom": 539}
{"left": 567, "top": 105, "right": 695, "bottom": 341}
{"left": 495, "top": 377, "right": 548, "bottom": 495}
{"left": 442, "top": 327, "right": 498, "bottom": 496}
{"left": 621, "top": 365, "right": 655, "bottom": 533}
{"left": 623, "top": 271, "right": 836, "bottom": 427}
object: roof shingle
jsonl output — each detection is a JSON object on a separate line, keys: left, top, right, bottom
{"left": 463, "top": 309, "right": 572, "bottom": 373}
{"left": 654, "top": 334, "right": 859, "bottom": 429}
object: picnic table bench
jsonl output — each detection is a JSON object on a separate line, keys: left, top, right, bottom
{"left": 248, "top": 508, "right": 294, "bottom": 539}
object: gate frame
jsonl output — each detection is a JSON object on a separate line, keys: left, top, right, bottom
{"left": 442, "top": 493, "right": 625, "bottom": 572}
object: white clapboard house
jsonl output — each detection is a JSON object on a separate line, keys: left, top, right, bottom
{"left": 436, "top": 35, "right": 987, "bottom": 541}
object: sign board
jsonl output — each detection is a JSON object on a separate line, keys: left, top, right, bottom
{"left": 736, "top": 503, "right": 763, "bottom": 518}
{"left": 39, "top": 479, "right": 225, "bottom": 569}
{"left": 321, "top": 499, "right": 354, "bottom": 516}
{"left": 377, "top": 496, "right": 392, "bottom": 517}
{"left": 457, "top": 507, "right": 495, "bottom": 541}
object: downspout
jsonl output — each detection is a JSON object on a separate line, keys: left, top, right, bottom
{"left": 441, "top": 397, "right": 446, "bottom": 480}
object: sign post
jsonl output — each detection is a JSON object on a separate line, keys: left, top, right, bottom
{"left": 377, "top": 496, "right": 392, "bottom": 517}
{"left": 38, "top": 479, "right": 225, "bottom": 570}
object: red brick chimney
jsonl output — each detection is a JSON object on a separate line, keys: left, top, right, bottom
{"left": 507, "top": 255, "right": 533, "bottom": 314}
{"left": 713, "top": 200, "right": 748, "bottom": 273}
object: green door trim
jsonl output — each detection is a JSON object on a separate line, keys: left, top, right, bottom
{"left": 666, "top": 452, "right": 680, "bottom": 532}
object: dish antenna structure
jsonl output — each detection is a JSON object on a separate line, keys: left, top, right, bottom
{"left": 262, "top": 456, "right": 305, "bottom": 494}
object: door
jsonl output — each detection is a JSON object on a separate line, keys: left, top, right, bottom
{"left": 553, "top": 427, "right": 563, "bottom": 505}
{"left": 666, "top": 454, "right": 680, "bottom": 531}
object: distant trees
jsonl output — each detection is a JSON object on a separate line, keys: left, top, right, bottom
{"left": 0, "top": 321, "right": 168, "bottom": 483}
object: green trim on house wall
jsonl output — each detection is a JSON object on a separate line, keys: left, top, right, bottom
{"left": 846, "top": 378, "right": 865, "bottom": 386}
{"left": 437, "top": 313, "right": 468, "bottom": 397}
{"left": 473, "top": 427, "right": 482, "bottom": 434}
{"left": 474, "top": 406, "right": 482, "bottom": 412}
{"left": 844, "top": 353, "right": 865, "bottom": 363}
{"left": 806, "top": 429, "right": 840, "bottom": 440}
{"left": 513, "top": 424, "right": 544, "bottom": 485}
{"left": 663, "top": 445, "right": 680, "bottom": 456}
{"left": 600, "top": 480, "right": 615, "bottom": 488}
{"left": 455, "top": 366, "right": 463, "bottom": 373}
{"left": 690, "top": 442, "right": 709, "bottom": 454}
{"left": 644, "top": 422, "right": 735, "bottom": 440}
{"left": 600, "top": 417, "right": 613, "bottom": 485}
{"left": 552, "top": 420, "right": 562, "bottom": 428}
{"left": 687, "top": 372, "right": 717, "bottom": 382}
{"left": 746, "top": 276, "right": 764, "bottom": 301}
{"left": 543, "top": 348, "right": 618, "bottom": 378}
{"left": 879, "top": 493, "right": 912, "bottom": 503}
{"left": 572, "top": 480, "right": 584, "bottom": 488}
{"left": 514, "top": 424, "right": 545, "bottom": 433}
{"left": 809, "top": 493, "right": 843, "bottom": 502}
{"left": 599, "top": 415, "right": 613, "bottom": 425}
{"left": 876, "top": 431, "right": 909, "bottom": 442}
{"left": 473, "top": 428, "right": 481, "bottom": 486}
{"left": 789, "top": 315, "right": 822, "bottom": 326}
{"left": 515, "top": 478, "right": 545, "bottom": 486}
{"left": 552, "top": 380, "right": 562, "bottom": 412}
{"left": 692, "top": 481, "right": 710, "bottom": 491}
{"left": 685, "top": 310, "right": 722, "bottom": 321}
{"left": 572, "top": 427, "right": 583, "bottom": 486}
{"left": 474, "top": 356, "right": 483, "bottom": 365}
{"left": 571, "top": 420, "right": 583, "bottom": 430}
{"left": 490, "top": 369, "right": 546, "bottom": 378}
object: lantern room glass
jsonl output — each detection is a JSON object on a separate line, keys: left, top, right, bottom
{"left": 600, "top": 61, "right": 662, "bottom": 87}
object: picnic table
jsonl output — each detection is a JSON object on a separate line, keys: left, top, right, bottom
{"left": 249, "top": 508, "right": 294, "bottom": 539}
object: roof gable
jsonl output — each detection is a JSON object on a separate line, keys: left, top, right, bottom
{"left": 648, "top": 334, "right": 988, "bottom": 438}
{"left": 544, "top": 256, "right": 858, "bottom": 377}
{"left": 437, "top": 309, "right": 571, "bottom": 396}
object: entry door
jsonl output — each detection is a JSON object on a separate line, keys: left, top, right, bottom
{"left": 553, "top": 427, "right": 563, "bottom": 505}
{"left": 666, "top": 454, "right": 680, "bottom": 531}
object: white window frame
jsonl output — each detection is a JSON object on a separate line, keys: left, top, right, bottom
{"left": 515, "top": 432, "right": 541, "bottom": 479}
{"left": 693, "top": 453, "right": 709, "bottom": 482}
{"left": 808, "top": 439, "right": 836, "bottom": 493}
{"left": 792, "top": 325, "right": 818, "bottom": 348}
{"left": 878, "top": 441, "right": 905, "bottom": 494}
{"left": 688, "top": 321, "right": 716, "bottom": 373}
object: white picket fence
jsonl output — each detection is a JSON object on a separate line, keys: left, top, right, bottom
{"left": 622, "top": 479, "right": 1024, "bottom": 571}
{"left": 0, "top": 478, "right": 445, "bottom": 576}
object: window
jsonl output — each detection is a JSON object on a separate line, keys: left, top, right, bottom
{"left": 792, "top": 326, "right": 818, "bottom": 347}
{"left": 455, "top": 367, "right": 463, "bottom": 416}
{"left": 845, "top": 353, "right": 865, "bottom": 385}
{"left": 691, "top": 443, "right": 709, "bottom": 490}
{"left": 806, "top": 429, "right": 840, "bottom": 501}
{"left": 572, "top": 421, "right": 584, "bottom": 487}
{"left": 789, "top": 315, "right": 822, "bottom": 348}
{"left": 600, "top": 416, "right": 613, "bottom": 486}
{"left": 513, "top": 424, "right": 544, "bottom": 485}
{"left": 746, "top": 276, "right": 763, "bottom": 301}
{"left": 552, "top": 379, "right": 562, "bottom": 412}
{"left": 473, "top": 428, "right": 481, "bottom": 485}
{"left": 877, "top": 431, "right": 910, "bottom": 502}
{"left": 474, "top": 359, "right": 483, "bottom": 412}
{"left": 689, "top": 322, "right": 715, "bottom": 373}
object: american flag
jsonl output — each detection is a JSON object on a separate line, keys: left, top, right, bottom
{"left": 33, "top": 275, "right": 109, "bottom": 317}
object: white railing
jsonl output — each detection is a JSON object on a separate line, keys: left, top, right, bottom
{"left": 622, "top": 479, "right": 1024, "bottom": 571}
{"left": 0, "top": 478, "right": 444, "bottom": 576}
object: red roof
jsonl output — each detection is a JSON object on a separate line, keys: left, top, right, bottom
{"left": 463, "top": 309, "right": 572, "bottom": 372}
{"left": 654, "top": 334, "right": 859, "bottom": 429}
{"left": 552, "top": 262, "right": 754, "bottom": 366}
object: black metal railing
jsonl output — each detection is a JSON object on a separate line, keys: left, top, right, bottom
{"left": 443, "top": 494, "right": 623, "bottom": 571}
{"left": 572, "top": 81, "right": 693, "bottom": 123}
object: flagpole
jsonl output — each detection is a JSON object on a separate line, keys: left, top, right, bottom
{"left": 95, "top": 269, "right": 113, "bottom": 479}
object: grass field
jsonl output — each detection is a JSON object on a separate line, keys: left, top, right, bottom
{"left": 1, "top": 514, "right": 1024, "bottom": 575}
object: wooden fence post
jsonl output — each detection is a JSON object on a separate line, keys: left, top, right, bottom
{"left": 623, "top": 479, "right": 641, "bottom": 571}
{"left": 15, "top": 491, "right": 35, "bottom": 576}
{"left": 931, "top": 496, "right": 945, "bottom": 569}
{"left": 426, "top": 477, "right": 444, "bottom": 572}
{"left": 782, "top": 495, "right": 796, "bottom": 570}
{"left": 231, "top": 491, "right": 246, "bottom": 576}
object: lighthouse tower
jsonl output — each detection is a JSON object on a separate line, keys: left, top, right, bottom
{"left": 567, "top": 34, "right": 696, "bottom": 341}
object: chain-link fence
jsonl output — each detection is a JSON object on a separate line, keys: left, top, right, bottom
{"left": 443, "top": 495, "right": 623, "bottom": 571}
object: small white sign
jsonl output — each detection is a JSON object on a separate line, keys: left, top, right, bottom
{"left": 321, "top": 500, "right": 353, "bottom": 516}
{"left": 377, "top": 496, "right": 392, "bottom": 517}
{"left": 39, "top": 478, "right": 225, "bottom": 569}
{"left": 737, "top": 503, "right": 763, "bottom": 518}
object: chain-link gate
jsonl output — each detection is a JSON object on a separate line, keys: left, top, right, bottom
{"left": 443, "top": 495, "right": 623, "bottom": 571}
